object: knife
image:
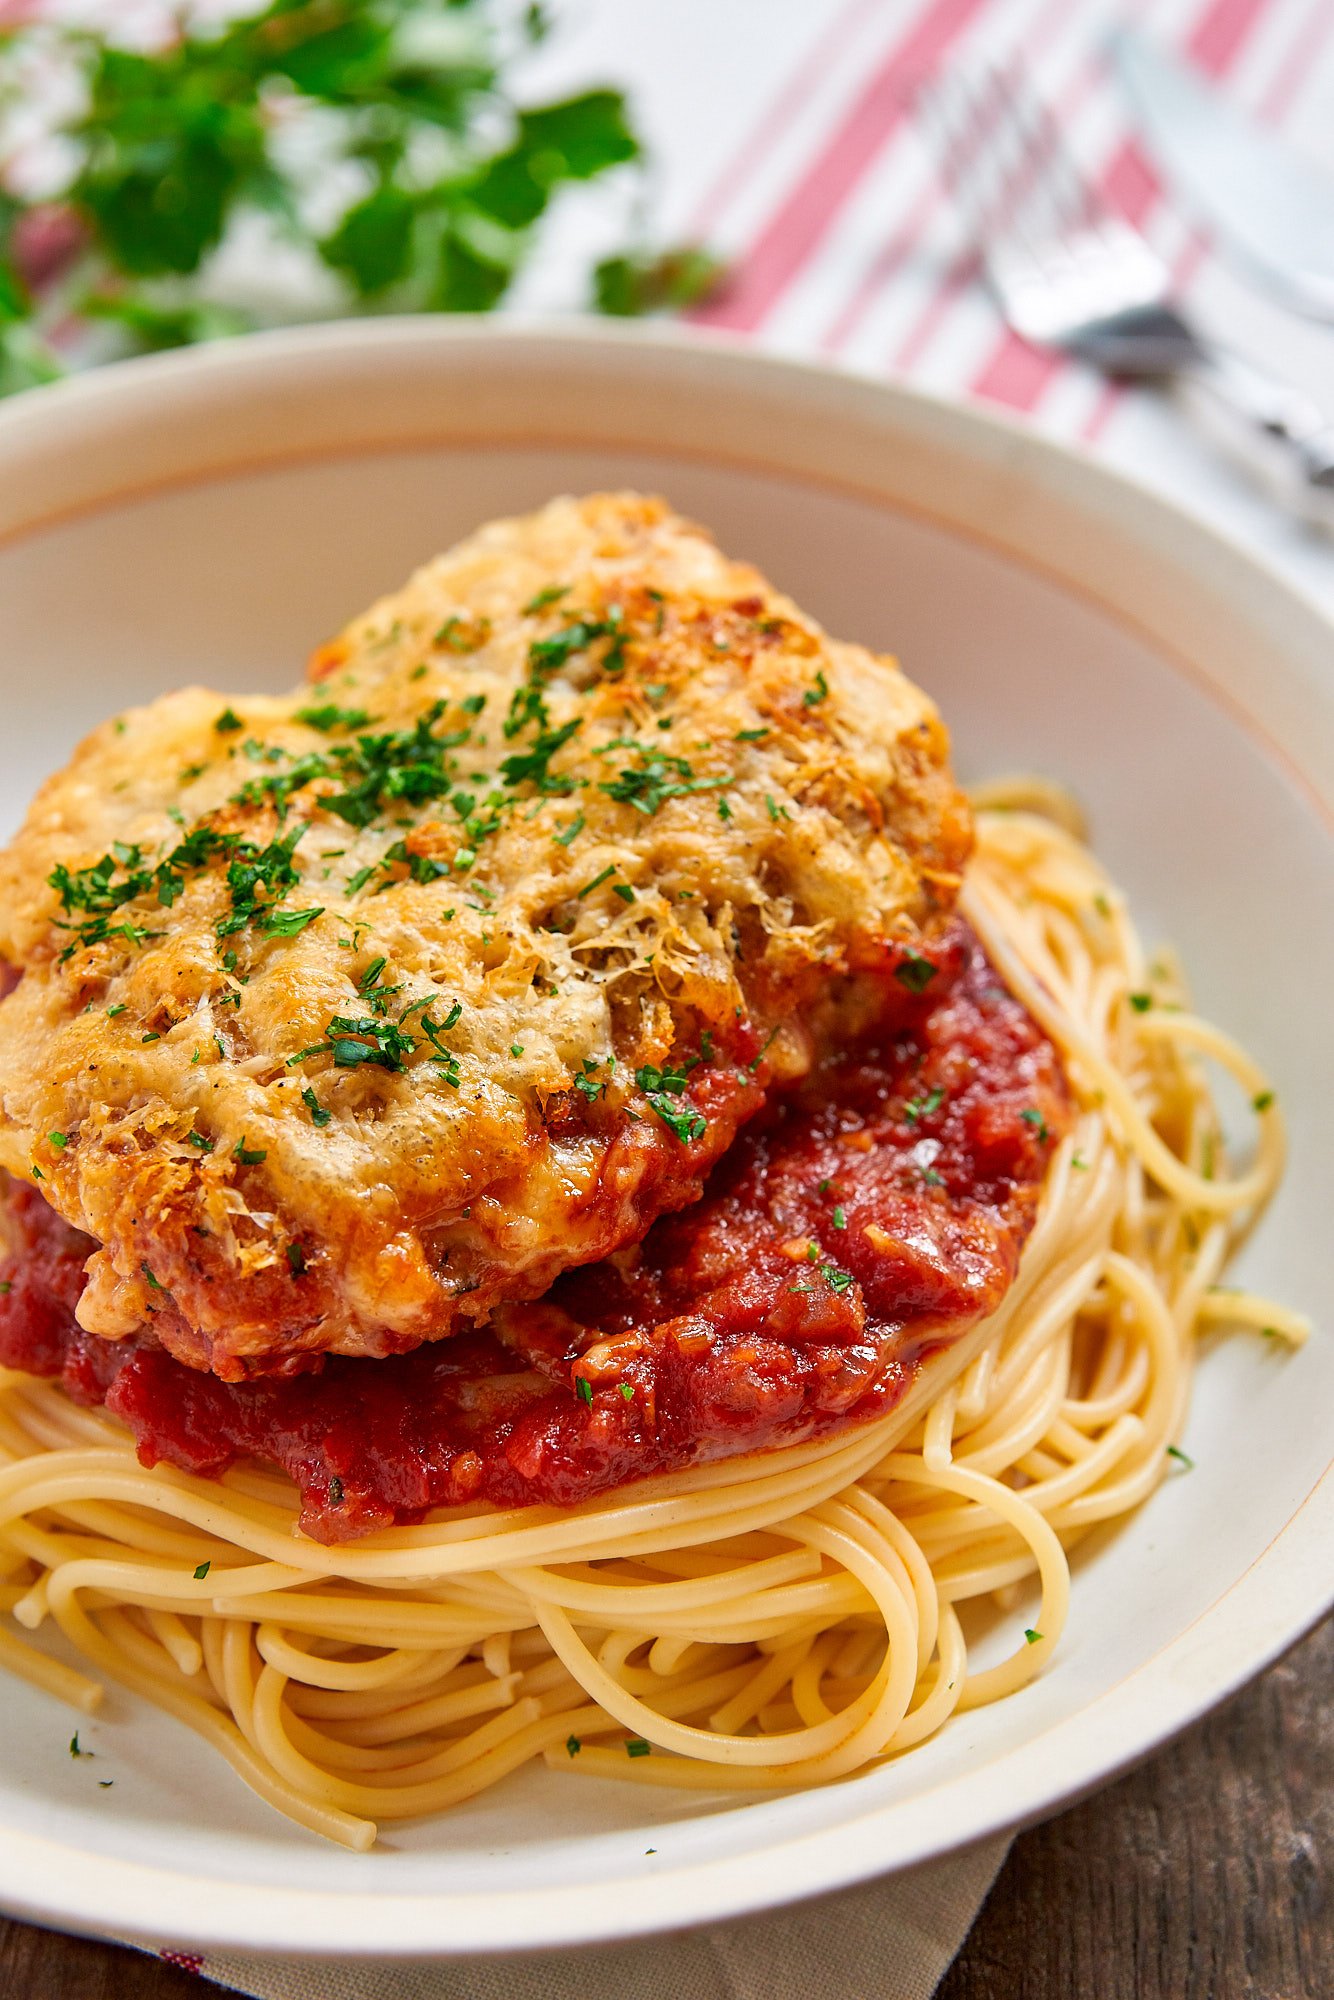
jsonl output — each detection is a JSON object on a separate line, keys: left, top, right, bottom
{"left": 1111, "top": 29, "right": 1334, "bottom": 324}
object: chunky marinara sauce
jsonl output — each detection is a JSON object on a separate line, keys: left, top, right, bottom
{"left": 0, "top": 922, "right": 1068, "bottom": 1543}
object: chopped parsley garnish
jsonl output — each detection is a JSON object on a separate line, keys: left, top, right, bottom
{"left": 287, "top": 1243, "right": 307, "bottom": 1276}
{"left": 553, "top": 811, "right": 585, "bottom": 847}
{"left": 626, "top": 1738, "right": 651, "bottom": 1758}
{"left": 216, "top": 824, "right": 307, "bottom": 937}
{"left": 186, "top": 1132, "right": 214, "bottom": 1152}
{"left": 1253, "top": 1090, "right": 1274, "bottom": 1113}
{"left": 523, "top": 584, "right": 570, "bottom": 615}
{"left": 193, "top": 1562, "right": 211, "bottom": 1581}
{"left": 47, "top": 1131, "right": 68, "bottom": 1149}
{"left": 905, "top": 1087, "right": 944, "bottom": 1124}
{"left": 1129, "top": 992, "right": 1152, "bottom": 1013}
{"left": 601, "top": 747, "right": 723, "bottom": 815}
{"left": 565, "top": 1734, "right": 582, "bottom": 1757}
{"left": 764, "top": 793, "right": 789, "bottom": 822}
{"left": 1166, "top": 1443, "right": 1194, "bottom": 1470}
{"left": 306, "top": 1016, "right": 418, "bottom": 1072}
{"left": 802, "top": 669, "right": 829, "bottom": 707}
{"left": 748, "top": 1027, "right": 779, "bottom": 1074}
{"left": 717, "top": 798, "right": 732, "bottom": 821}
{"left": 577, "top": 864, "right": 617, "bottom": 899}
{"left": 894, "top": 952, "right": 937, "bottom": 994}
{"left": 141, "top": 1263, "right": 165, "bottom": 1291}
{"left": 294, "top": 702, "right": 476, "bottom": 830}
{"left": 1024, "top": 1629, "right": 1043, "bottom": 1645}
{"left": 921, "top": 1168, "right": 943, "bottom": 1187}
{"left": 141, "top": 1031, "right": 160, "bottom": 1044}
{"left": 434, "top": 615, "right": 490, "bottom": 653}
{"left": 214, "top": 707, "right": 244, "bottom": 734}
{"left": 620, "top": 1383, "right": 634, "bottom": 1400}
{"left": 822, "top": 1265, "right": 854, "bottom": 1293}
{"left": 499, "top": 718, "right": 582, "bottom": 795}
{"left": 345, "top": 864, "right": 377, "bottom": 895}
{"left": 735, "top": 727, "right": 769, "bottom": 743}
{"left": 234, "top": 1139, "right": 267, "bottom": 1165}
{"left": 69, "top": 1733, "right": 93, "bottom": 1758}
{"left": 575, "top": 1375, "right": 593, "bottom": 1406}
{"left": 634, "top": 1061, "right": 705, "bottom": 1142}
{"left": 503, "top": 617, "right": 616, "bottom": 743}
{"left": 106, "top": 1004, "right": 127, "bottom": 1017}
{"left": 613, "top": 883, "right": 636, "bottom": 903}
{"left": 832, "top": 1205, "right": 847, "bottom": 1229}
{"left": 1020, "top": 1108, "right": 1050, "bottom": 1143}
{"left": 259, "top": 905, "right": 324, "bottom": 938}
{"left": 357, "top": 955, "right": 402, "bottom": 1015}
{"left": 295, "top": 703, "right": 373, "bottom": 733}
{"left": 510, "top": 1043, "right": 524, "bottom": 1058}
{"left": 574, "top": 1061, "right": 605, "bottom": 1103}
{"left": 301, "top": 1087, "right": 332, "bottom": 1127}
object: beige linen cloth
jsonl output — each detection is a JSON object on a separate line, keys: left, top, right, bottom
{"left": 125, "top": 1835, "right": 1008, "bottom": 1999}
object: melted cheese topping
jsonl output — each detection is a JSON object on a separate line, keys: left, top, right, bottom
{"left": 0, "top": 494, "right": 970, "bottom": 1376}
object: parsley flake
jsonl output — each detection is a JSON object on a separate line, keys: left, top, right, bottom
{"left": 296, "top": 704, "right": 372, "bottom": 733}
{"left": 523, "top": 584, "right": 570, "bottom": 615}
{"left": 894, "top": 952, "right": 937, "bottom": 994}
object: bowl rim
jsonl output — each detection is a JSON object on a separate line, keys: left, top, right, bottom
{"left": 0, "top": 315, "right": 1329, "bottom": 1959}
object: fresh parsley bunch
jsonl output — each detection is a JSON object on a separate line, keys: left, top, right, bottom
{"left": 0, "top": 0, "right": 719, "bottom": 396}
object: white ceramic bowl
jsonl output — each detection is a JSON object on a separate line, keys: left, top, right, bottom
{"left": 0, "top": 322, "right": 1330, "bottom": 1960}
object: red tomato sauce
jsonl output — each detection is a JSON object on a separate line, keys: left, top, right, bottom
{"left": 0, "top": 922, "right": 1068, "bottom": 1542}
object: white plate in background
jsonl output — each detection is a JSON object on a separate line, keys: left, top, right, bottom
{"left": 0, "top": 321, "right": 1329, "bottom": 1958}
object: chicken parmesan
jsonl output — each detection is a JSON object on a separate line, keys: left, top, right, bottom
{"left": 0, "top": 495, "right": 1295, "bottom": 1853}
{"left": 0, "top": 494, "right": 969, "bottom": 1379}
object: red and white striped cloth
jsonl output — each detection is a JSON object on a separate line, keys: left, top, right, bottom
{"left": 526, "top": 0, "right": 1334, "bottom": 613}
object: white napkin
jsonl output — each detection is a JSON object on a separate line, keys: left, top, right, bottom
{"left": 125, "top": 1834, "right": 1008, "bottom": 2000}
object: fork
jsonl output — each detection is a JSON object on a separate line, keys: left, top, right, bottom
{"left": 917, "top": 62, "right": 1334, "bottom": 494}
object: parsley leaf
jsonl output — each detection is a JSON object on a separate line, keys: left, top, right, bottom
{"left": 296, "top": 704, "right": 372, "bottom": 733}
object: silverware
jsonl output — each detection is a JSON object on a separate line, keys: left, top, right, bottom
{"left": 1112, "top": 28, "right": 1334, "bottom": 325}
{"left": 917, "top": 62, "right": 1334, "bottom": 497}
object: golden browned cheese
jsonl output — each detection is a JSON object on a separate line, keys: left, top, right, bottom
{"left": 0, "top": 494, "right": 971, "bottom": 1378}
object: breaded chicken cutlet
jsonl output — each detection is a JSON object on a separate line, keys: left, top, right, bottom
{"left": 0, "top": 494, "right": 971, "bottom": 1378}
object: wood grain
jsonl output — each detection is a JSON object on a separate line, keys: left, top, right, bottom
{"left": 2, "top": 1615, "right": 1329, "bottom": 1999}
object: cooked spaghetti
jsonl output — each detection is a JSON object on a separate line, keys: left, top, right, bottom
{"left": 0, "top": 799, "right": 1301, "bottom": 1848}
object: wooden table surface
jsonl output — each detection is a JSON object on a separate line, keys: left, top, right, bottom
{"left": 3, "top": 1615, "right": 1329, "bottom": 2000}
